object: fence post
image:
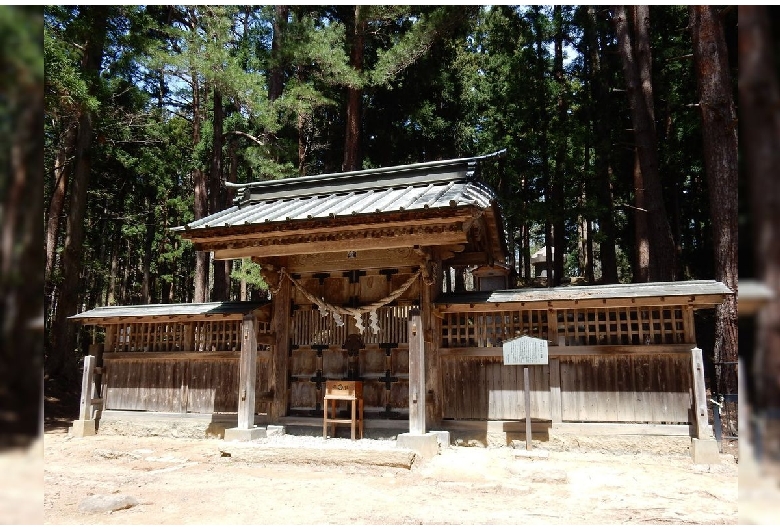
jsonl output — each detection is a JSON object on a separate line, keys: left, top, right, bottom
{"left": 690, "top": 346, "right": 720, "bottom": 463}
{"left": 690, "top": 347, "right": 709, "bottom": 439}
{"left": 223, "top": 313, "right": 266, "bottom": 441}
{"left": 70, "top": 355, "right": 97, "bottom": 437}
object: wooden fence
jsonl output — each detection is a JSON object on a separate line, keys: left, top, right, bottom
{"left": 98, "top": 319, "right": 272, "bottom": 415}
{"left": 439, "top": 305, "right": 696, "bottom": 424}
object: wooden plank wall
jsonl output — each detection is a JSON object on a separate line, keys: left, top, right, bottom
{"left": 558, "top": 353, "right": 692, "bottom": 423}
{"left": 103, "top": 354, "right": 271, "bottom": 414}
{"left": 437, "top": 305, "right": 695, "bottom": 424}
{"left": 441, "top": 356, "right": 550, "bottom": 420}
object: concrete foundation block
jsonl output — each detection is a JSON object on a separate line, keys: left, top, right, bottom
{"left": 266, "top": 425, "right": 285, "bottom": 437}
{"left": 396, "top": 432, "right": 440, "bottom": 459}
{"left": 429, "top": 430, "right": 450, "bottom": 451}
{"left": 691, "top": 437, "right": 721, "bottom": 464}
{"left": 69, "top": 419, "right": 96, "bottom": 437}
{"left": 223, "top": 427, "right": 267, "bottom": 442}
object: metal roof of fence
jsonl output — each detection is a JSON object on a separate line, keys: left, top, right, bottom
{"left": 70, "top": 301, "right": 270, "bottom": 322}
{"left": 435, "top": 280, "right": 733, "bottom": 306}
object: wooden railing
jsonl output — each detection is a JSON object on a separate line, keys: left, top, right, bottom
{"left": 440, "top": 305, "right": 694, "bottom": 348}
{"left": 104, "top": 320, "right": 271, "bottom": 353}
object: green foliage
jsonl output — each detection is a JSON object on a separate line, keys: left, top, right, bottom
{"left": 230, "top": 259, "right": 268, "bottom": 292}
{"left": 43, "top": 3, "right": 730, "bottom": 338}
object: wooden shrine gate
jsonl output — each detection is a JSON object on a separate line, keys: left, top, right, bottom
{"left": 289, "top": 305, "right": 414, "bottom": 418}
{"left": 287, "top": 268, "right": 419, "bottom": 419}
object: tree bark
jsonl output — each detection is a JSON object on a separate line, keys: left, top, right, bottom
{"left": 632, "top": 150, "right": 650, "bottom": 282}
{"left": 586, "top": 5, "right": 618, "bottom": 284}
{"left": 0, "top": 62, "right": 44, "bottom": 435}
{"left": 45, "top": 123, "right": 77, "bottom": 284}
{"left": 613, "top": 5, "right": 676, "bottom": 282}
{"left": 191, "top": 68, "right": 208, "bottom": 303}
{"left": 531, "top": 7, "right": 553, "bottom": 286}
{"left": 552, "top": 5, "right": 567, "bottom": 286}
{"left": 268, "top": 5, "right": 288, "bottom": 103}
{"left": 689, "top": 6, "right": 738, "bottom": 395}
{"left": 739, "top": 6, "right": 780, "bottom": 408}
{"left": 47, "top": 6, "right": 108, "bottom": 378}
{"left": 343, "top": 5, "right": 365, "bottom": 172}
{"left": 210, "top": 87, "right": 229, "bottom": 301}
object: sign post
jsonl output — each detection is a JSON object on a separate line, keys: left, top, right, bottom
{"left": 503, "top": 336, "right": 549, "bottom": 450}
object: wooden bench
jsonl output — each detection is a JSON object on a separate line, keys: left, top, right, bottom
{"left": 323, "top": 380, "right": 363, "bottom": 440}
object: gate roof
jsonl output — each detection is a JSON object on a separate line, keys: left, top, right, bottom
{"left": 174, "top": 152, "right": 508, "bottom": 264}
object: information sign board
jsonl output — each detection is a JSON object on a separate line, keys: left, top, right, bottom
{"left": 502, "top": 336, "right": 549, "bottom": 365}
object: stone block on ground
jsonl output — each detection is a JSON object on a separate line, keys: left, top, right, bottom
{"left": 266, "top": 425, "right": 285, "bottom": 437}
{"left": 223, "top": 427, "right": 267, "bottom": 442}
{"left": 396, "top": 432, "right": 440, "bottom": 459}
{"left": 69, "top": 419, "right": 96, "bottom": 437}
{"left": 78, "top": 494, "right": 138, "bottom": 514}
{"left": 429, "top": 430, "right": 450, "bottom": 451}
{"left": 691, "top": 437, "right": 721, "bottom": 464}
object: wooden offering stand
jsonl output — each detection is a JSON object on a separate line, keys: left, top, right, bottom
{"left": 323, "top": 380, "right": 364, "bottom": 440}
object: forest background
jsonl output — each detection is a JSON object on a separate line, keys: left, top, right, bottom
{"left": 0, "top": 5, "right": 767, "bottom": 437}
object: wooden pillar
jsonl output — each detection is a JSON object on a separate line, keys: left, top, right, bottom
{"left": 408, "top": 309, "right": 426, "bottom": 435}
{"left": 238, "top": 313, "right": 258, "bottom": 430}
{"left": 549, "top": 357, "right": 562, "bottom": 423}
{"left": 270, "top": 273, "right": 291, "bottom": 421}
{"left": 422, "top": 262, "right": 442, "bottom": 429}
{"left": 105, "top": 324, "right": 116, "bottom": 352}
{"left": 78, "top": 355, "right": 97, "bottom": 421}
{"left": 691, "top": 346, "right": 710, "bottom": 439}
{"left": 524, "top": 366, "right": 532, "bottom": 450}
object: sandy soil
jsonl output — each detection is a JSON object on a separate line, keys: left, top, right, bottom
{"left": 40, "top": 425, "right": 742, "bottom": 526}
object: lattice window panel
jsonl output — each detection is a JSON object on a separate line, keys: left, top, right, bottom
{"left": 556, "top": 306, "right": 687, "bottom": 346}
{"left": 440, "top": 310, "right": 548, "bottom": 348}
{"left": 192, "top": 321, "right": 241, "bottom": 352}
{"left": 114, "top": 322, "right": 187, "bottom": 352}
{"left": 292, "top": 305, "right": 411, "bottom": 347}
{"left": 107, "top": 319, "right": 269, "bottom": 353}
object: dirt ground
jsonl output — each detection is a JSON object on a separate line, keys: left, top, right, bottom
{"left": 33, "top": 422, "right": 745, "bottom": 526}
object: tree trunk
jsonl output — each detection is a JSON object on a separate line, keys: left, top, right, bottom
{"left": 268, "top": 5, "right": 288, "bottom": 102}
{"left": 738, "top": 6, "right": 780, "bottom": 408}
{"left": 587, "top": 5, "right": 618, "bottom": 284}
{"left": 47, "top": 6, "right": 108, "bottom": 378}
{"left": 0, "top": 63, "right": 44, "bottom": 435}
{"left": 141, "top": 193, "right": 155, "bottom": 304}
{"left": 633, "top": 150, "right": 650, "bottom": 282}
{"left": 689, "top": 5, "right": 738, "bottom": 395}
{"left": 343, "top": 5, "right": 365, "bottom": 172}
{"left": 107, "top": 235, "right": 119, "bottom": 305}
{"left": 613, "top": 5, "right": 676, "bottom": 282}
{"left": 552, "top": 5, "right": 566, "bottom": 286}
{"left": 531, "top": 7, "right": 553, "bottom": 286}
{"left": 45, "top": 123, "right": 77, "bottom": 284}
{"left": 192, "top": 71, "right": 208, "bottom": 303}
{"left": 210, "top": 87, "right": 229, "bottom": 301}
